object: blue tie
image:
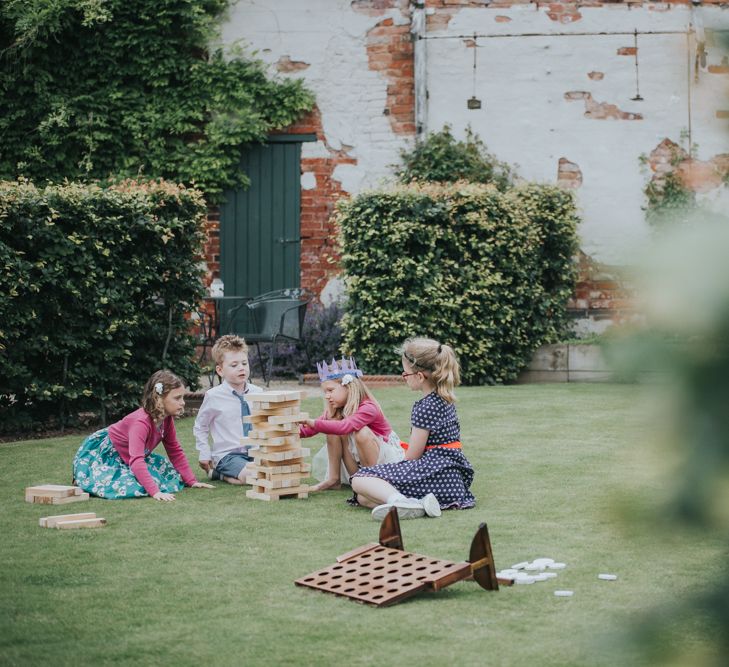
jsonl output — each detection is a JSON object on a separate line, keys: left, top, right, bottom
{"left": 233, "top": 390, "right": 252, "bottom": 438}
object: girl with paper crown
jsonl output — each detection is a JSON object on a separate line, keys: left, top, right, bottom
{"left": 300, "top": 357, "right": 404, "bottom": 492}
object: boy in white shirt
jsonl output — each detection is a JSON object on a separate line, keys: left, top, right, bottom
{"left": 194, "top": 335, "right": 263, "bottom": 484}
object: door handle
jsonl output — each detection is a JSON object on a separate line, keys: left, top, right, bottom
{"left": 276, "top": 237, "right": 310, "bottom": 244}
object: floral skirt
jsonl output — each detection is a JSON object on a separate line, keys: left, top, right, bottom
{"left": 72, "top": 428, "right": 184, "bottom": 499}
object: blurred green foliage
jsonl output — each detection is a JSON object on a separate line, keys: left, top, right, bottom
{"left": 607, "top": 217, "right": 729, "bottom": 665}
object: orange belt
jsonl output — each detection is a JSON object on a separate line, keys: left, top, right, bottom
{"left": 400, "top": 441, "right": 462, "bottom": 451}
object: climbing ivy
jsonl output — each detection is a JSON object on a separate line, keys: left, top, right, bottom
{"left": 0, "top": 0, "right": 314, "bottom": 201}
{"left": 639, "top": 141, "right": 696, "bottom": 228}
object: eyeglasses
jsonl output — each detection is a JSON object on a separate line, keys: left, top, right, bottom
{"left": 401, "top": 371, "right": 417, "bottom": 378}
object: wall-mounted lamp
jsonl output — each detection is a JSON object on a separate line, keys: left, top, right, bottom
{"left": 468, "top": 34, "right": 482, "bottom": 110}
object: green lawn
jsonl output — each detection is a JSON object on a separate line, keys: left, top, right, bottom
{"left": 0, "top": 384, "right": 721, "bottom": 666}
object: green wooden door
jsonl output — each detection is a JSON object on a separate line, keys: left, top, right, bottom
{"left": 220, "top": 135, "right": 313, "bottom": 332}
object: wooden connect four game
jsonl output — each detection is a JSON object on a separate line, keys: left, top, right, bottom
{"left": 295, "top": 508, "right": 509, "bottom": 607}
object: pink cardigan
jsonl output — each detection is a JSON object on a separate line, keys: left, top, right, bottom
{"left": 299, "top": 399, "right": 392, "bottom": 440}
{"left": 107, "top": 408, "right": 197, "bottom": 496}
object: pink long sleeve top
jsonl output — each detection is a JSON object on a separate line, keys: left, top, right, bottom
{"left": 299, "top": 399, "right": 392, "bottom": 439}
{"left": 107, "top": 408, "right": 197, "bottom": 497}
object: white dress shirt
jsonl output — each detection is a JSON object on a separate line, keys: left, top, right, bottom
{"left": 193, "top": 380, "right": 263, "bottom": 465}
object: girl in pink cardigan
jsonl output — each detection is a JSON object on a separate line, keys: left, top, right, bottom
{"left": 300, "top": 358, "right": 403, "bottom": 492}
{"left": 72, "top": 370, "right": 213, "bottom": 500}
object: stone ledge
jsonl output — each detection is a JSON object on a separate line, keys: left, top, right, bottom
{"left": 516, "top": 343, "right": 612, "bottom": 383}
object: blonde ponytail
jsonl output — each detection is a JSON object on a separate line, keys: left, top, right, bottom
{"left": 401, "top": 337, "right": 460, "bottom": 403}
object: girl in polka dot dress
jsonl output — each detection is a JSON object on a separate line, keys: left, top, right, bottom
{"left": 351, "top": 337, "right": 475, "bottom": 520}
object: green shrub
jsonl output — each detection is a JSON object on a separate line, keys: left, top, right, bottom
{"left": 0, "top": 178, "right": 207, "bottom": 432}
{"left": 396, "top": 125, "right": 515, "bottom": 190}
{"left": 337, "top": 182, "right": 579, "bottom": 384}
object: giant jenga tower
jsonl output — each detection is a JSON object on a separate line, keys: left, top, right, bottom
{"left": 244, "top": 391, "right": 311, "bottom": 501}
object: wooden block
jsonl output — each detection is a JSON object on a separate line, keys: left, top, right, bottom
{"left": 27, "top": 492, "right": 90, "bottom": 505}
{"left": 254, "top": 476, "right": 307, "bottom": 490}
{"left": 253, "top": 448, "right": 309, "bottom": 462}
{"left": 256, "top": 400, "right": 301, "bottom": 410}
{"left": 242, "top": 414, "right": 269, "bottom": 424}
{"left": 56, "top": 517, "right": 106, "bottom": 530}
{"left": 254, "top": 462, "right": 309, "bottom": 474}
{"left": 254, "top": 406, "right": 297, "bottom": 416}
{"left": 246, "top": 391, "right": 301, "bottom": 404}
{"left": 246, "top": 486, "right": 309, "bottom": 501}
{"left": 266, "top": 413, "right": 309, "bottom": 425}
{"left": 52, "top": 493, "right": 90, "bottom": 505}
{"left": 255, "top": 470, "right": 308, "bottom": 483}
{"left": 40, "top": 512, "right": 97, "bottom": 528}
{"left": 256, "top": 436, "right": 298, "bottom": 447}
{"left": 249, "top": 427, "right": 297, "bottom": 439}
{"left": 25, "top": 484, "right": 77, "bottom": 499}
{"left": 250, "top": 421, "right": 298, "bottom": 433}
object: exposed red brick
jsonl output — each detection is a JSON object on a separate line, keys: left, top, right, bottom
{"left": 587, "top": 71, "right": 604, "bottom": 80}
{"left": 564, "top": 91, "right": 642, "bottom": 120}
{"left": 567, "top": 251, "right": 636, "bottom": 318}
{"left": 546, "top": 3, "right": 582, "bottom": 23}
{"left": 495, "top": 15, "right": 512, "bottom": 22}
{"left": 276, "top": 55, "right": 310, "bottom": 72}
{"left": 645, "top": 138, "right": 729, "bottom": 196}
{"left": 617, "top": 47, "right": 637, "bottom": 56}
{"left": 351, "top": 0, "right": 408, "bottom": 16}
{"left": 708, "top": 65, "right": 729, "bottom": 74}
{"left": 557, "top": 157, "right": 583, "bottom": 189}
{"left": 365, "top": 18, "right": 415, "bottom": 136}
{"left": 716, "top": 110, "right": 729, "bottom": 119}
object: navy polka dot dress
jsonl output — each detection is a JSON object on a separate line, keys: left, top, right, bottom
{"left": 353, "top": 392, "right": 475, "bottom": 510}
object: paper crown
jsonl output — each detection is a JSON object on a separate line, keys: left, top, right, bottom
{"left": 317, "top": 357, "right": 363, "bottom": 383}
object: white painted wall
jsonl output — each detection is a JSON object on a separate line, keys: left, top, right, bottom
{"left": 222, "top": 2, "right": 729, "bottom": 265}
{"left": 426, "top": 5, "right": 729, "bottom": 263}
{"left": 221, "top": 0, "right": 413, "bottom": 194}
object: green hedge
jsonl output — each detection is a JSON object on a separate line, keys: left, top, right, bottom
{"left": 0, "top": 179, "right": 206, "bottom": 432}
{"left": 338, "top": 182, "right": 579, "bottom": 384}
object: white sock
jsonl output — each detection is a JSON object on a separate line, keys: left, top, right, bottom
{"left": 386, "top": 492, "right": 407, "bottom": 505}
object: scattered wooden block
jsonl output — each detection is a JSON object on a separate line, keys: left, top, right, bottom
{"left": 51, "top": 492, "right": 90, "bottom": 505}
{"left": 25, "top": 484, "right": 78, "bottom": 502}
{"left": 56, "top": 517, "right": 106, "bottom": 530}
{"left": 26, "top": 490, "right": 90, "bottom": 505}
{"left": 39, "top": 512, "right": 97, "bottom": 528}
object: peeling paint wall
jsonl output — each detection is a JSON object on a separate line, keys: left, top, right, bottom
{"left": 424, "top": 3, "right": 729, "bottom": 265}
{"left": 214, "top": 0, "right": 729, "bottom": 324}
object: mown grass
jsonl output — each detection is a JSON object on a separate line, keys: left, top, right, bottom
{"left": 0, "top": 384, "right": 721, "bottom": 666}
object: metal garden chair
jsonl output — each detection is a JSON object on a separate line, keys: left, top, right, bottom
{"left": 223, "top": 288, "right": 311, "bottom": 386}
